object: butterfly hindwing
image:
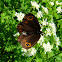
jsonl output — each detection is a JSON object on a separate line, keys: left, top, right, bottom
{"left": 17, "top": 34, "right": 40, "bottom": 49}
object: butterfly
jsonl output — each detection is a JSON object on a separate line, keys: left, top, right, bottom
{"left": 17, "top": 13, "right": 42, "bottom": 49}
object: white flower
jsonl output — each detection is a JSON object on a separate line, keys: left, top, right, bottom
{"left": 13, "top": 32, "right": 20, "bottom": 37}
{"left": 19, "top": 12, "right": 25, "bottom": 17}
{"left": 56, "top": 6, "right": 62, "bottom": 13}
{"left": 42, "top": 18, "right": 48, "bottom": 26}
{"left": 22, "top": 53, "right": 25, "bottom": 56}
{"left": 56, "top": 1, "right": 62, "bottom": 5}
{"left": 56, "top": 1, "right": 59, "bottom": 5}
{"left": 59, "top": 2, "right": 62, "bottom": 5}
{"left": 21, "top": 48, "right": 27, "bottom": 52}
{"left": 37, "top": 11, "right": 43, "bottom": 18}
{"left": 45, "top": 21, "right": 56, "bottom": 36}
{"left": 55, "top": 36, "right": 59, "bottom": 42}
{"left": 56, "top": 41, "right": 60, "bottom": 48}
{"left": 50, "top": 2, "right": 54, "bottom": 6}
{"left": 43, "top": 42, "right": 53, "bottom": 53}
{"left": 30, "top": 48, "right": 37, "bottom": 56}
{"left": 55, "top": 36, "right": 60, "bottom": 48}
{"left": 49, "top": 21, "right": 56, "bottom": 35}
{"left": 38, "top": 35, "right": 44, "bottom": 45}
{"left": 40, "top": 28, "right": 42, "bottom": 31}
{"left": 42, "top": 6, "right": 48, "bottom": 14}
{"left": 17, "top": 16, "right": 22, "bottom": 21}
{"left": 31, "top": 1, "right": 40, "bottom": 10}
{"left": 15, "top": 12, "right": 25, "bottom": 21}
{"left": 15, "top": 12, "right": 20, "bottom": 17}
{"left": 45, "top": 28, "right": 51, "bottom": 36}
{"left": 21, "top": 47, "right": 37, "bottom": 57}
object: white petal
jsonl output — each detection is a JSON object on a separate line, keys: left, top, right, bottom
{"left": 13, "top": 32, "right": 19, "bottom": 37}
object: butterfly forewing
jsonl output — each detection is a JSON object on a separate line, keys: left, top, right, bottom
{"left": 17, "top": 13, "right": 40, "bottom": 33}
{"left": 17, "top": 22, "right": 34, "bottom": 33}
{"left": 22, "top": 13, "right": 40, "bottom": 32}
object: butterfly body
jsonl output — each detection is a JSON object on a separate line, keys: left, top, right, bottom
{"left": 17, "top": 13, "right": 41, "bottom": 49}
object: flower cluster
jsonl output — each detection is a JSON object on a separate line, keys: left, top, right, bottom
{"left": 42, "top": 6, "right": 48, "bottom": 14}
{"left": 31, "top": 1, "right": 40, "bottom": 10}
{"left": 55, "top": 1, "right": 62, "bottom": 13}
{"left": 49, "top": 21, "right": 56, "bottom": 35}
{"left": 56, "top": 1, "right": 62, "bottom": 5}
{"left": 36, "top": 11, "right": 43, "bottom": 18}
{"left": 41, "top": 21, "right": 56, "bottom": 36}
{"left": 42, "top": 18, "right": 48, "bottom": 26}
{"left": 49, "top": 1, "right": 54, "bottom": 6}
{"left": 38, "top": 35, "right": 44, "bottom": 45}
{"left": 15, "top": 12, "right": 25, "bottom": 21}
{"left": 56, "top": 6, "right": 62, "bottom": 13}
{"left": 55, "top": 36, "right": 60, "bottom": 48}
{"left": 43, "top": 42, "right": 53, "bottom": 53}
{"left": 21, "top": 47, "right": 37, "bottom": 57}
{"left": 45, "top": 28, "right": 52, "bottom": 36}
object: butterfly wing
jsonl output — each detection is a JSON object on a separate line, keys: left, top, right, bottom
{"left": 17, "top": 34, "right": 40, "bottom": 49}
{"left": 17, "top": 13, "right": 40, "bottom": 33}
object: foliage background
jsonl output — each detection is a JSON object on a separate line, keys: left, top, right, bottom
{"left": 0, "top": 0, "right": 62, "bottom": 62}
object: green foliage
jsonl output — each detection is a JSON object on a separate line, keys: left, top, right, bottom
{"left": 0, "top": 0, "right": 62, "bottom": 62}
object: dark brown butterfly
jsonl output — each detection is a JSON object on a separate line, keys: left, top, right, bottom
{"left": 17, "top": 13, "right": 42, "bottom": 49}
